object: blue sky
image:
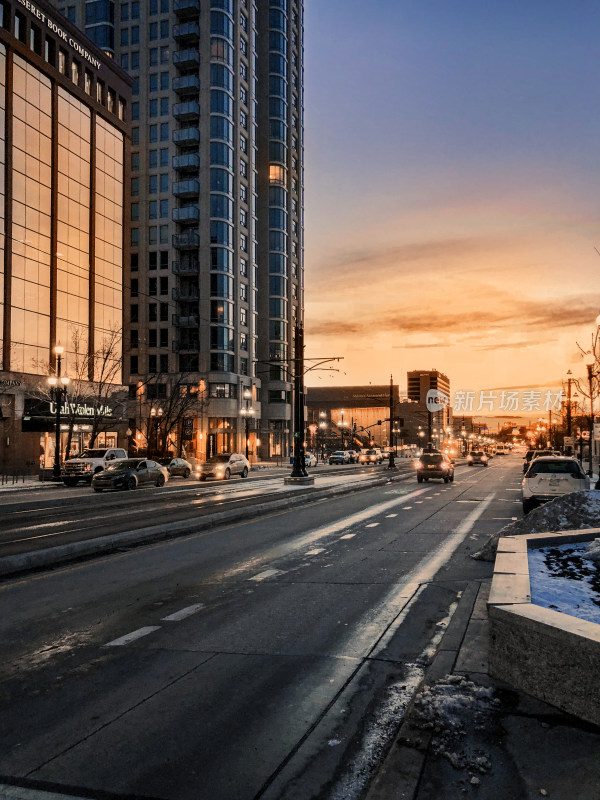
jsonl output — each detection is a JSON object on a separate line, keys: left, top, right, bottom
{"left": 303, "top": 0, "right": 600, "bottom": 397}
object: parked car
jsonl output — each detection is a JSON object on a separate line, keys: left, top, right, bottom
{"left": 416, "top": 453, "right": 454, "bottom": 483}
{"left": 63, "top": 447, "right": 128, "bottom": 486}
{"left": 359, "top": 449, "right": 383, "bottom": 465}
{"left": 196, "top": 453, "right": 250, "bottom": 481}
{"left": 467, "top": 451, "right": 488, "bottom": 467}
{"left": 522, "top": 456, "right": 589, "bottom": 514}
{"left": 329, "top": 450, "right": 349, "bottom": 465}
{"left": 157, "top": 457, "right": 192, "bottom": 478}
{"left": 523, "top": 449, "right": 561, "bottom": 474}
{"left": 91, "top": 458, "right": 168, "bottom": 492}
{"left": 304, "top": 452, "right": 317, "bottom": 467}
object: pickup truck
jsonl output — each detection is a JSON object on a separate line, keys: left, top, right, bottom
{"left": 63, "top": 447, "right": 128, "bottom": 486}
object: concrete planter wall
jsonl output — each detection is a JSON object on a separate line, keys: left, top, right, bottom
{"left": 488, "top": 529, "right": 600, "bottom": 727}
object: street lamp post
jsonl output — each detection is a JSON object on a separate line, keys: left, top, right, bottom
{"left": 47, "top": 346, "right": 70, "bottom": 481}
{"left": 240, "top": 387, "right": 254, "bottom": 460}
{"left": 318, "top": 411, "right": 327, "bottom": 461}
{"left": 150, "top": 407, "right": 163, "bottom": 456}
{"left": 338, "top": 409, "right": 346, "bottom": 449}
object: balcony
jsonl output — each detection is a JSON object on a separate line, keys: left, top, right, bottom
{"left": 173, "top": 100, "right": 200, "bottom": 122}
{"left": 173, "top": 152, "right": 200, "bottom": 172}
{"left": 173, "top": 205, "right": 200, "bottom": 224}
{"left": 172, "top": 286, "right": 199, "bottom": 301}
{"left": 173, "top": 48, "right": 200, "bottom": 69}
{"left": 172, "top": 258, "right": 199, "bottom": 275}
{"left": 173, "top": 230, "right": 200, "bottom": 249}
{"left": 173, "top": 179, "right": 200, "bottom": 198}
{"left": 173, "top": 0, "right": 200, "bottom": 17}
{"left": 173, "top": 314, "right": 199, "bottom": 328}
{"left": 173, "top": 74, "right": 200, "bottom": 96}
{"left": 173, "top": 21, "right": 200, "bottom": 42}
{"left": 173, "top": 127, "right": 200, "bottom": 147}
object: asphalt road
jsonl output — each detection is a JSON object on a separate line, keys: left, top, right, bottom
{"left": 0, "top": 456, "right": 523, "bottom": 800}
{"left": 0, "top": 463, "right": 421, "bottom": 559}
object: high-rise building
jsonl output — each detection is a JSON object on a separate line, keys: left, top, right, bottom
{"left": 56, "top": 0, "right": 304, "bottom": 461}
{"left": 0, "top": 0, "right": 131, "bottom": 473}
{"left": 407, "top": 369, "right": 452, "bottom": 447}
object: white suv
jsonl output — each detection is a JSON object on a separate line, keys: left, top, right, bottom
{"left": 63, "top": 448, "right": 128, "bottom": 486}
{"left": 522, "top": 456, "right": 589, "bottom": 514}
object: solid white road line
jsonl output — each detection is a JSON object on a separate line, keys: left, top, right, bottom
{"left": 104, "top": 626, "right": 161, "bottom": 647}
{"left": 161, "top": 603, "right": 205, "bottom": 621}
{"left": 249, "top": 569, "right": 285, "bottom": 581}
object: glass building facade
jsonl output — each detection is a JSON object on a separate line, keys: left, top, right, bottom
{"left": 0, "top": 0, "right": 131, "bottom": 472}
{"left": 54, "top": 0, "right": 303, "bottom": 461}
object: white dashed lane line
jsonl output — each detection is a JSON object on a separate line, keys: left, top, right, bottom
{"left": 104, "top": 626, "right": 161, "bottom": 648}
{"left": 339, "top": 534, "right": 356, "bottom": 540}
{"left": 249, "top": 569, "right": 285, "bottom": 581}
{"left": 306, "top": 548, "right": 325, "bottom": 555}
{"left": 365, "top": 523, "right": 379, "bottom": 528}
{"left": 386, "top": 513, "right": 398, "bottom": 518}
{"left": 161, "top": 603, "right": 205, "bottom": 622}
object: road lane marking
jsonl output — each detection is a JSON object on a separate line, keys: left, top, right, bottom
{"left": 161, "top": 603, "right": 205, "bottom": 621}
{"left": 249, "top": 569, "right": 285, "bottom": 581}
{"left": 104, "top": 626, "right": 161, "bottom": 647}
{"left": 402, "top": 506, "right": 412, "bottom": 510}
{"left": 415, "top": 501, "right": 423, "bottom": 504}
{"left": 385, "top": 513, "right": 397, "bottom": 518}
{"left": 340, "top": 533, "right": 356, "bottom": 539}
{"left": 306, "top": 548, "right": 325, "bottom": 555}
{"left": 365, "top": 523, "right": 379, "bottom": 528}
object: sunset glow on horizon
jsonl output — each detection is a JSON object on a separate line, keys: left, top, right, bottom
{"left": 302, "top": 0, "right": 600, "bottom": 401}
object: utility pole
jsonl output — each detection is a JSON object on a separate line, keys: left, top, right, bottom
{"left": 286, "top": 324, "right": 310, "bottom": 483}
{"left": 388, "top": 375, "right": 396, "bottom": 469}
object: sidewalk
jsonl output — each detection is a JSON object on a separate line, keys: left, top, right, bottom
{"left": 367, "top": 581, "right": 600, "bottom": 800}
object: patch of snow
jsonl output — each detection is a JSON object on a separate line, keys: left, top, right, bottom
{"left": 410, "top": 675, "right": 500, "bottom": 777}
{"left": 472, "top": 491, "right": 600, "bottom": 562}
{"left": 529, "top": 542, "right": 600, "bottom": 624}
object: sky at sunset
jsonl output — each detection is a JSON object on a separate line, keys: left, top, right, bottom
{"left": 302, "top": 0, "right": 600, "bottom": 410}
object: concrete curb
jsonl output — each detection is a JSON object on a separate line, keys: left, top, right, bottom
{"left": 0, "top": 470, "right": 414, "bottom": 578}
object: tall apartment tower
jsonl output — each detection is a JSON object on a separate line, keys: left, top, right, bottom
{"left": 55, "top": 0, "right": 304, "bottom": 460}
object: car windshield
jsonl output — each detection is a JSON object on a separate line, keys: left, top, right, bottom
{"left": 332, "top": 451, "right": 345, "bottom": 456}
{"left": 529, "top": 461, "right": 584, "bottom": 476}
{"left": 77, "top": 449, "right": 108, "bottom": 459}
{"left": 366, "top": 450, "right": 378, "bottom": 455}
{"left": 421, "top": 455, "right": 444, "bottom": 464}
{"left": 207, "top": 455, "right": 230, "bottom": 463}
{"left": 104, "top": 460, "right": 140, "bottom": 472}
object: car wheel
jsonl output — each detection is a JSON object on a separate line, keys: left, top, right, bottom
{"left": 417, "top": 475, "right": 423, "bottom": 483}
{"left": 523, "top": 499, "right": 535, "bottom": 514}
{"left": 63, "top": 477, "right": 78, "bottom": 487}
{"left": 450, "top": 474, "right": 454, "bottom": 482}
{"left": 224, "top": 468, "right": 231, "bottom": 480}
{"left": 241, "top": 467, "right": 248, "bottom": 478}
{"left": 93, "top": 487, "right": 103, "bottom": 492}
{"left": 424, "top": 477, "right": 429, "bottom": 482}
{"left": 444, "top": 477, "right": 449, "bottom": 483}
{"left": 126, "top": 476, "right": 137, "bottom": 491}
{"left": 156, "top": 474, "right": 166, "bottom": 487}
{"left": 199, "top": 476, "right": 207, "bottom": 481}
{"left": 183, "top": 468, "right": 190, "bottom": 478}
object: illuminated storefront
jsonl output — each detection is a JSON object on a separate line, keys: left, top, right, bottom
{"left": 0, "top": 0, "right": 131, "bottom": 474}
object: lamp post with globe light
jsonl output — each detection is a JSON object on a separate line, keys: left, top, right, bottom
{"left": 47, "top": 346, "right": 70, "bottom": 480}
{"left": 240, "top": 387, "right": 254, "bottom": 460}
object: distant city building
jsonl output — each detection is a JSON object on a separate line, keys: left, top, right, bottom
{"left": 305, "top": 384, "right": 430, "bottom": 451}
{"left": 0, "top": 0, "right": 131, "bottom": 473}
{"left": 54, "top": 0, "right": 305, "bottom": 461}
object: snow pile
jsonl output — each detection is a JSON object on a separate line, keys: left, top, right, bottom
{"left": 411, "top": 675, "right": 499, "bottom": 774}
{"left": 529, "top": 542, "right": 600, "bottom": 624}
{"left": 472, "top": 490, "right": 600, "bottom": 562}
{"left": 584, "top": 538, "right": 600, "bottom": 563}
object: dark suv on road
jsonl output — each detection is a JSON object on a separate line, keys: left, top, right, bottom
{"left": 416, "top": 453, "right": 454, "bottom": 483}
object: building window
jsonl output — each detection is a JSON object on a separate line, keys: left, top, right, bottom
{"left": 160, "top": 277, "right": 169, "bottom": 295}
{"left": 160, "top": 122, "right": 169, "bottom": 141}
{"left": 131, "top": 305, "right": 139, "bottom": 322}
{"left": 130, "top": 355, "right": 139, "bottom": 374}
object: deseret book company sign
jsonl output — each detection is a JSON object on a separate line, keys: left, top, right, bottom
{"left": 15, "top": 0, "right": 104, "bottom": 70}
